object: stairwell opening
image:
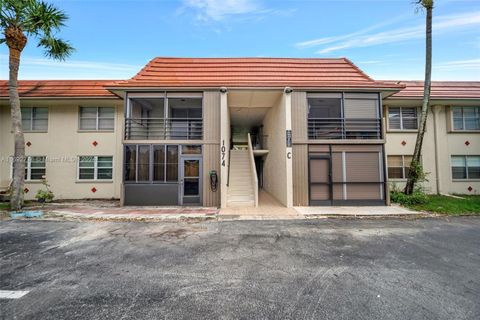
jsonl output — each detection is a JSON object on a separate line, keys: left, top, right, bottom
{"left": 225, "top": 90, "right": 286, "bottom": 208}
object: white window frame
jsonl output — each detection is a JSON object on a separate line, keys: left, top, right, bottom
{"left": 77, "top": 156, "right": 114, "bottom": 181}
{"left": 21, "top": 107, "right": 48, "bottom": 132}
{"left": 388, "top": 107, "right": 418, "bottom": 130}
{"left": 10, "top": 156, "right": 46, "bottom": 181}
{"left": 452, "top": 107, "right": 480, "bottom": 131}
{"left": 79, "top": 107, "right": 115, "bottom": 131}
{"left": 451, "top": 155, "right": 480, "bottom": 180}
{"left": 387, "top": 155, "right": 412, "bottom": 180}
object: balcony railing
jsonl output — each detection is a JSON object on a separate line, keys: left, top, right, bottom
{"left": 308, "top": 118, "right": 381, "bottom": 140}
{"left": 250, "top": 134, "right": 268, "bottom": 150}
{"left": 125, "top": 118, "right": 203, "bottom": 140}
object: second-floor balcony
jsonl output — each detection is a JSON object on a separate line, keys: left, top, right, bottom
{"left": 308, "top": 118, "right": 382, "bottom": 140}
{"left": 125, "top": 118, "right": 203, "bottom": 140}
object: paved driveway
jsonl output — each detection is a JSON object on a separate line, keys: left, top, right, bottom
{"left": 1, "top": 218, "right": 479, "bottom": 320}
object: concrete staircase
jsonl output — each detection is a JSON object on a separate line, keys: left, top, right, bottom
{"left": 227, "top": 149, "right": 255, "bottom": 207}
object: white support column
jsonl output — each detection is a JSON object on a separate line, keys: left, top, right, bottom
{"left": 284, "top": 87, "right": 293, "bottom": 208}
{"left": 219, "top": 88, "right": 229, "bottom": 208}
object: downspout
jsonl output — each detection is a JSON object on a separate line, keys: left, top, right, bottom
{"left": 432, "top": 106, "right": 441, "bottom": 195}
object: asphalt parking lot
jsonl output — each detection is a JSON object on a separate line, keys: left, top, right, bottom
{"left": 1, "top": 217, "right": 479, "bottom": 320}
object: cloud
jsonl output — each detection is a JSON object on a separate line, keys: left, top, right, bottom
{"left": 295, "top": 11, "right": 480, "bottom": 54}
{"left": 434, "top": 59, "right": 480, "bottom": 71}
{"left": 181, "top": 0, "right": 262, "bottom": 21}
{"left": 295, "top": 14, "right": 411, "bottom": 49}
{"left": 0, "top": 55, "right": 141, "bottom": 79}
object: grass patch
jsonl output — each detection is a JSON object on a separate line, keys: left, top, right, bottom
{"left": 392, "top": 193, "right": 480, "bottom": 215}
{"left": 0, "top": 202, "right": 10, "bottom": 211}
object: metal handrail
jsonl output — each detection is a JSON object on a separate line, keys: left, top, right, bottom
{"left": 125, "top": 118, "right": 203, "bottom": 140}
{"left": 247, "top": 133, "right": 259, "bottom": 207}
{"left": 308, "top": 118, "right": 381, "bottom": 139}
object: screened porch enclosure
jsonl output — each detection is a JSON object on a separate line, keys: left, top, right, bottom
{"left": 309, "top": 145, "right": 386, "bottom": 205}
{"left": 124, "top": 93, "right": 203, "bottom": 140}
{"left": 307, "top": 93, "right": 382, "bottom": 140}
{"left": 123, "top": 144, "right": 202, "bottom": 206}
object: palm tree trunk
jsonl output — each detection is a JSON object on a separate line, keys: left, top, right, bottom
{"left": 8, "top": 45, "right": 25, "bottom": 211}
{"left": 404, "top": 6, "right": 432, "bottom": 195}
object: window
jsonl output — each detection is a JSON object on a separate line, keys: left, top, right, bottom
{"left": 124, "top": 145, "right": 179, "bottom": 183}
{"left": 388, "top": 107, "right": 418, "bottom": 130}
{"left": 79, "top": 107, "right": 115, "bottom": 130}
{"left": 451, "top": 156, "right": 480, "bottom": 180}
{"left": 452, "top": 107, "right": 480, "bottom": 131}
{"left": 307, "top": 93, "right": 381, "bottom": 140}
{"left": 308, "top": 95, "right": 342, "bottom": 119}
{"left": 182, "top": 145, "right": 202, "bottom": 154}
{"left": 78, "top": 156, "right": 113, "bottom": 180}
{"left": 11, "top": 156, "right": 46, "bottom": 181}
{"left": 21, "top": 107, "right": 48, "bottom": 131}
{"left": 387, "top": 155, "right": 412, "bottom": 179}
{"left": 168, "top": 98, "right": 203, "bottom": 139}
{"left": 126, "top": 94, "right": 203, "bottom": 140}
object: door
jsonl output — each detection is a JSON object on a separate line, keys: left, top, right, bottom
{"left": 180, "top": 157, "right": 202, "bottom": 205}
{"left": 309, "top": 155, "right": 331, "bottom": 205}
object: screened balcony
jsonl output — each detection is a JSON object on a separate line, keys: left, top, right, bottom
{"left": 307, "top": 92, "right": 382, "bottom": 140}
{"left": 124, "top": 95, "right": 203, "bottom": 140}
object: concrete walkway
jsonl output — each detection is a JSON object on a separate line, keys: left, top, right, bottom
{"left": 296, "top": 204, "right": 420, "bottom": 217}
{"left": 7, "top": 196, "right": 423, "bottom": 221}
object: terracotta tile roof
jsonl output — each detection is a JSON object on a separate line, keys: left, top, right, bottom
{"left": 110, "top": 57, "right": 401, "bottom": 89}
{"left": 386, "top": 80, "right": 480, "bottom": 99}
{"left": 0, "top": 80, "right": 118, "bottom": 98}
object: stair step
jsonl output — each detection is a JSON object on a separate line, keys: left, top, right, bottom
{"left": 229, "top": 190, "right": 254, "bottom": 194}
{"left": 227, "top": 200, "right": 255, "bottom": 207}
{"left": 228, "top": 196, "right": 254, "bottom": 201}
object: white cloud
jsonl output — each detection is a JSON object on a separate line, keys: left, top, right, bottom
{"left": 295, "top": 14, "right": 411, "bottom": 49}
{"left": 0, "top": 55, "right": 141, "bottom": 79}
{"left": 434, "top": 59, "right": 480, "bottom": 71}
{"left": 182, "top": 0, "right": 262, "bottom": 21}
{"left": 295, "top": 11, "right": 480, "bottom": 54}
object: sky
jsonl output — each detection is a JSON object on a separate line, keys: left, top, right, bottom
{"left": 0, "top": 0, "right": 479, "bottom": 81}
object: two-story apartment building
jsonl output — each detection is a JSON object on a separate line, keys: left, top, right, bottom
{"left": 0, "top": 58, "right": 478, "bottom": 208}
{"left": 384, "top": 81, "right": 480, "bottom": 195}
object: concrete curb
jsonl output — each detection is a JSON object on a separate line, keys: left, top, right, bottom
{"left": 45, "top": 210, "right": 217, "bottom": 222}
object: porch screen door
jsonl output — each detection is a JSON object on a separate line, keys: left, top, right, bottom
{"left": 309, "top": 156, "right": 331, "bottom": 205}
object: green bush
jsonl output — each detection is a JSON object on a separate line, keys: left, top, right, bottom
{"left": 35, "top": 179, "right": 54, "bottom": 203}
{"left": 391, "top": 191, "right": 428, "bottom": 206}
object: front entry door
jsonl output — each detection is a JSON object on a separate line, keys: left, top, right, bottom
{"left": 180, "top": 157, "right": 202, "bottom": 205}
{"left": 309, "top": 155, "right": 332, "bottom": 205}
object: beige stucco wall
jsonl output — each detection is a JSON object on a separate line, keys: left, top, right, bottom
{"left": 202, "top": 91, "right": 221, "bottom": 207}
{"left": 0, "top": 99, "right": 123, "bottom": 200}
{"left": 262, "top": 92, "right": 293, "bottom": 206}
{"left": 384, "top": 100, "right": 480, "bottom": 195}
{"left": 219, "top": 91, "right": 230, "bottom": 208}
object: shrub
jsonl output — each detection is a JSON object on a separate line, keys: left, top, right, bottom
{"left": 35, "top": 178, "right": 54, "bottom": 204}
{"left": 391, "top": 191, "right": 428, "bottom": 206}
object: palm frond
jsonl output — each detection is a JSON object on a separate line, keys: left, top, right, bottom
{"left": 24, "top": 0, "right": 68, "bottom": 36}
{"left": 414, "top": 0, "right": 434, "bottom": 10}
{"left": 0, "top": 0, "right": 28, "bottom": 28}
{"left": 37, "top": 35, "right": 74, "bottom": 60}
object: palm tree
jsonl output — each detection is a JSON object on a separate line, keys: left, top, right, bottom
{"left": 404, "top": 0, "right": 434, "bottom": 195}
{"left": 0, "top": 0, "right": 74, "bottom": 210}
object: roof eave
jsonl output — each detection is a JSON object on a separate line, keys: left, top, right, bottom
{"left": 0, "top": 96, "right": 120, "bottom": 100}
